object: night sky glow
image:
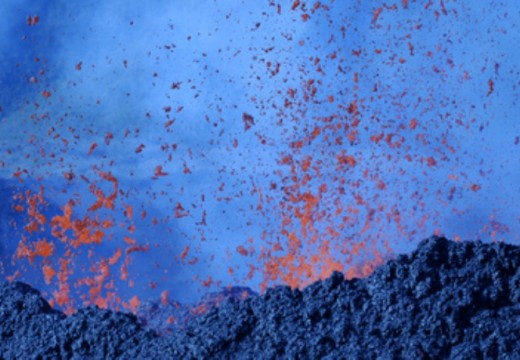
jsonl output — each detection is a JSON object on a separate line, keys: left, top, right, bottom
{"left": 1, "top": 0, "right": 519, "bottom": 313}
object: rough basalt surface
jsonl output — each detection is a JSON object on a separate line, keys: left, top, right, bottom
{"left": 1, "top": 236, "right": 519, "bottom": 359}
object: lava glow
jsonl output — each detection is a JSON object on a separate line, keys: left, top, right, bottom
{"left": 0, "top": 1, "right": 519, "bottom": 312}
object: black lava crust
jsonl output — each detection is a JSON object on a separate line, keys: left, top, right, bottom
{"left": 1, "top": 236, "right": 519, "bottom": 359}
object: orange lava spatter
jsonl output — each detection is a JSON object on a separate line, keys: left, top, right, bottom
{"left": 2, "top": 0, "right": 517, "bottom": 316}
{"left": 9, "top": 173, "right": 149, "bottom": 312}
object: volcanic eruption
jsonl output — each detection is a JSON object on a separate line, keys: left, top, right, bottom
{"left": 0, "top": 1, "right": 519, "bottom": 358}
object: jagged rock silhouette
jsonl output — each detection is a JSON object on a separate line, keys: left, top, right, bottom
{"left": 1, "top": 236, "right": 519, "bottom": 359}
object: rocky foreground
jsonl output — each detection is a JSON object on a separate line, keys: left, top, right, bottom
{"left": 1, "top": 236, "right": 519, "bottom": 359}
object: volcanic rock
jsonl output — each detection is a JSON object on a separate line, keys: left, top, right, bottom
{"left": 0, "top": 236, "right": 519, "bottom": 359}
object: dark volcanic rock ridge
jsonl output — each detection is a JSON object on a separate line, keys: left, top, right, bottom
{"left": 1, "top": 236, "right": 519, "bottom": 359}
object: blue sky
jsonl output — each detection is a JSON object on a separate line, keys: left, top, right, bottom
{"left": 1, "top": 0, "right": 519, "bottom": 307}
